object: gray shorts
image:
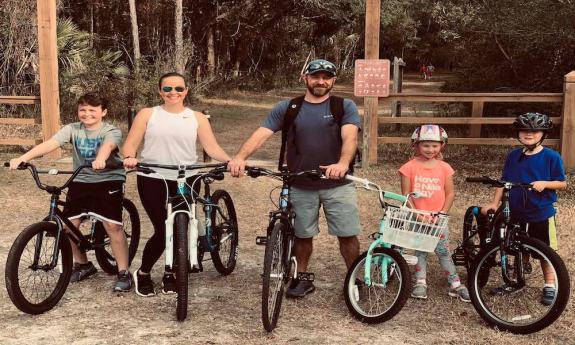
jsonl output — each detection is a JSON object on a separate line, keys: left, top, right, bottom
{"left": 290, "top": 183, "right": 361, "bottom": 238}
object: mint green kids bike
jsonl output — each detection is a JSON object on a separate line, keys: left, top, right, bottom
{"left": 343, "top": 175, "right": 449, "bottom": 323}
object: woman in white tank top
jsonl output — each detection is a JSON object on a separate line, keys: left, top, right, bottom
{"left": 122, "top": 72, "right": 231, "bottom": 297}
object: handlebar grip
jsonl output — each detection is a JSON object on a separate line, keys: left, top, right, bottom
{"left": 245, "top": 167, "right": 263, "bottom": 178}
{"left": 3, "top": 162, "right": 9, "bottom": 167}
{"left": 345, "top": 174, "right": 369, "bottom": 185}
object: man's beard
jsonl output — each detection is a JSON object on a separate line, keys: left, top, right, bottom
{"left": 306, "top": 83, "right": 333, "bottom": 97}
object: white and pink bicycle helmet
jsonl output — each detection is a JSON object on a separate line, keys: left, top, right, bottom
{"left": 411, "top": 124, "right": 448, "bottom": 144}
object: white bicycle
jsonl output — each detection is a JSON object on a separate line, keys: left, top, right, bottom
{"left": 136, "top": 162, "right": 238, "bottom": 321}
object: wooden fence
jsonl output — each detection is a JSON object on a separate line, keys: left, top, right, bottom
{"left": 0, "top": 96, "right": 43, "bottom": 146}
{"left": 363, "top": 71, "right": 575, "bottom": 170}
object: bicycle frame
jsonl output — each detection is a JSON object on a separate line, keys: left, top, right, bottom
{"left": 9, "top": 163, "right": 104, "bottom": 272}
{"left": 136, "top": 162, "right": 227, "bottom": 273}
{"left": 465, "top": 176, "right": 534, "bottom": 288}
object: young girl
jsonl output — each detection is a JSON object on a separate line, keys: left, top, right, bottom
{"left": 398, "top": 124, "right": 470, "bottom": 302}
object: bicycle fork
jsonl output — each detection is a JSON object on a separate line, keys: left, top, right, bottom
{"left": 164, "top": 206, "right": 199, "bottom": 271}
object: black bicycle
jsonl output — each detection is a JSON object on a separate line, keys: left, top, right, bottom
{"left": 136, "top": 162, "right": 239, "bottom": 321}
{"left": 245, "top": 166, "right": 323, "bottom": 332}
{"left": 452, "top": 176, "right": 570, "bottom": 334}
{"left": 4, "top": 162, "right": 140, "bottom": 315}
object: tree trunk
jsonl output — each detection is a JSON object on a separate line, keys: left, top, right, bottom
{"left": 207, "top": 25, "right": 216, "bottom": 80}
{"left": 174, "top": 0, "right": 184, "bottom": 74}
{"left": 128, "top": 0, "right": 141, "bottom": 71}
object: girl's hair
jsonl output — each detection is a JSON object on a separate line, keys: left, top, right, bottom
{"left": 77, "top": 92, "right": 108, "bottom": 110}
{"left": 158, "top": 72, "right": 186, "bottom": 89}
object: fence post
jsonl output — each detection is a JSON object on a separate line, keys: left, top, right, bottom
{"left": 469, "top": 101, "right": 484, "bottom": 151}
{"left": 37, "top": 0, "right": 61, "bottom": 158}
{"left": 561, "top": 71, "right": 575, "bottom": 171}
{"left": 202, "top": 109, "right": 212, "bottom": 163}
{"left": 362, "top": 0, "right": 381, "bottom": 168}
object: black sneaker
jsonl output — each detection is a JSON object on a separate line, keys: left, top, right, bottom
{"left": 70, "top": 262, "right": 97, "bottom": 283}
{"left": 133, "top": 270, "right": 156, "bottom": 297}
{"left": 541, "top": 286, "right": 556, "bottom": 306}
{"left": 162, "top": 273, "right": 177, "bottom": 294}
{"left": 286, "top": 272, "right": 316, "bottom": 299}
{"left": 114, "top": 270, "right": 132, "bottom": 292}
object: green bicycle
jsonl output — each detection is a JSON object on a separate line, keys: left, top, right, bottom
{"left": 343, "top": 175, "right": 448, "bottom": 323}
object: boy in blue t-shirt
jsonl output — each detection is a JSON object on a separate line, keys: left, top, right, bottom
{"left": 482, "top": 112, "right": 567, "bottom": 305}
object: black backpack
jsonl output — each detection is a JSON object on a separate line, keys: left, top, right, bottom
{"left": 277, "top": 95, "right": 360, "bottom": 172}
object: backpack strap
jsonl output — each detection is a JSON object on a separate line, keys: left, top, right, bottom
{"left": 329, "top": 96, "right": 344, "bottom": 126}
{"left": 329, "top": 96, "right": 359, "bottom": 173}
{"left": 278, "top": 96, "right": 305, "bottom": 170}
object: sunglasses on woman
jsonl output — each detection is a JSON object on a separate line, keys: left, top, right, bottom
{"left": 161, "top": 86, "right": 186, "bottom": 93}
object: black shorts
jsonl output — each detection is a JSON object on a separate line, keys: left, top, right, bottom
{"left": 63, "top": 180, "right": 124, "bottom": 224}
{"left": 520, "top": 216, "right": 558, "bottom": 250}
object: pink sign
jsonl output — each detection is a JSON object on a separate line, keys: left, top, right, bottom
{"left": 354, "top": 59, "right": 391, "bottom": 97}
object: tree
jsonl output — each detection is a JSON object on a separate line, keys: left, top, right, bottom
{"left": 128, "top": 0, "right": 141, "bottom": 71}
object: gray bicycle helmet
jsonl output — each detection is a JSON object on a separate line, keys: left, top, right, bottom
{"left": 513, "top": 112, "right": 553, "bottom": 131}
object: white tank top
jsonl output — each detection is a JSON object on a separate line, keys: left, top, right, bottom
{"left": 139, "top": 106, "right": 199, "bottom": 180}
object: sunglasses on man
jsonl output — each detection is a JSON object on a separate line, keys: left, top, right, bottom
{"left": 305, "top": 61, "right": 336, "bottom": 75}
{"left": 161, "top": 86, "right": 186, "bottom": 93}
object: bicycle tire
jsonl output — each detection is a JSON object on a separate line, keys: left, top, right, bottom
{"left": 5, "top": 222, "right": 73, "bottom": 314}
{"left": 95, "top": 198, "right": 141, "bottom": 274}
{"left": 462, "top": 206, "right": 482, "bottom": 270}
{"left": 210, "top": 190, "right": 239, "bottom": 275}
{"left": 343, "top": 247, "right": 411, "bottom": 324}
{"left": 468, "top": 236, "right": 570, "bottom": 334}
{"left": 175, "top": 213, "right": 189, "bottom": 321}
{"left": 262, "top": 223, "right": 286, "bottom": 332}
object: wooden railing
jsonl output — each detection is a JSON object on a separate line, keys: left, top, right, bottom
{"left": 363, "top": 71, "right": 575, "bottom": 170}
{"left": 0, "top": 96, "right": 43, "bottom": 146}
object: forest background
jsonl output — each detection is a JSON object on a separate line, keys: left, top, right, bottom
{"left": 2, "top": 0, "right": 575, "bottom": 123}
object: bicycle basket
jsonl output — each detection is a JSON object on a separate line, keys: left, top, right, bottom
{"left": 381, "top": 205, "right": 449, "bottom": 252}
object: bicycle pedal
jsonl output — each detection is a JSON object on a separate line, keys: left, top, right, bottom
{"left": 451, "top": 249, "right": 468, "bottom": 266}
{"left": 255, "top": 236, "right": 267, "bottom": 245}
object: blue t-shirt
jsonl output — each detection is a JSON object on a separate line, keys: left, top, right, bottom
{"left": 261, "top": 97, "right": 361, "bottom": 189}
{"left": 501, "top": 147, "right": 565, "bottom": 222}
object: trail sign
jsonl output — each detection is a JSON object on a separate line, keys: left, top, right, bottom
{"left": 354, "top": 59, "right": 390, "bottom": 97}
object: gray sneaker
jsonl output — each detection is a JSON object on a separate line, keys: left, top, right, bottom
{"left": 411, "top": 283, "right": 428, "bottom": 299}
{"left": 70, "top": 262, "right": 97, "bottom": 283}
{"left": 541, "top": 286, "right": 556, "bottom": 306}
{"left": 114, "top": 270, "right": 132, "bottom": 292}
{"left": 448, "top": 285, "right": 471, "bottom": 303}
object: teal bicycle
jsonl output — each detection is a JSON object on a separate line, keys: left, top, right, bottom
{"left": 343, "top": 175, "right": 448, "bottom": 323}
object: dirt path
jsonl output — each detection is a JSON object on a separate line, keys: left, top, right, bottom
{"left": 1, "top": 75, "right": 574, "bottom": 344}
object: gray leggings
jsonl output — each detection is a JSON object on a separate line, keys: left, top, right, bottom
{"left": 414, "top": 226, "right": 461, "bottom": 286}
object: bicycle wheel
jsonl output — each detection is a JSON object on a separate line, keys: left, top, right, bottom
{"left": 174, "top": 213, "right": 189, "bottom": 321}
{"left": 343, "top": 247, "right": 411, "bottom": 323}
{"left": 262, "top": 223, "right": 287, "bottom": 332}
{"left": 468, "top": 236, "right": 570, "bottom": 334}
{"left": 5, "top": 222, "right": 73, "bottom": 314}
{"left": 210, "top": 190, "right": 239, "bottom": 275}
{"left": 95, "top": 198, "right": 141, "bottom": 274}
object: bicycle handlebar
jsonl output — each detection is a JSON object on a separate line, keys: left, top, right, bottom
{"left": 245, "top": 166, "right": 324, "bottom": 180}
{"left": 466, "top": 176, "right": 533, "bottom": 190}
{"left": 135, "top": 162, "right": 228, "bottom": 181}
{"left": 5, "top": 162, "right": 96, "bottom": 193}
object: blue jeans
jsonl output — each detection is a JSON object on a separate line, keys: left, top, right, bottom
{"left": 414, "top": 226, "right": 460, "bottom": 286}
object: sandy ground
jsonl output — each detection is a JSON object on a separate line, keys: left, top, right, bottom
{"left": 1, "top": 75, "right": 573, "bottom": 344}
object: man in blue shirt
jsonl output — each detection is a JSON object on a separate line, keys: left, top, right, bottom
{"left": 228, "top": 59, "right": 362, "bottom": 298}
